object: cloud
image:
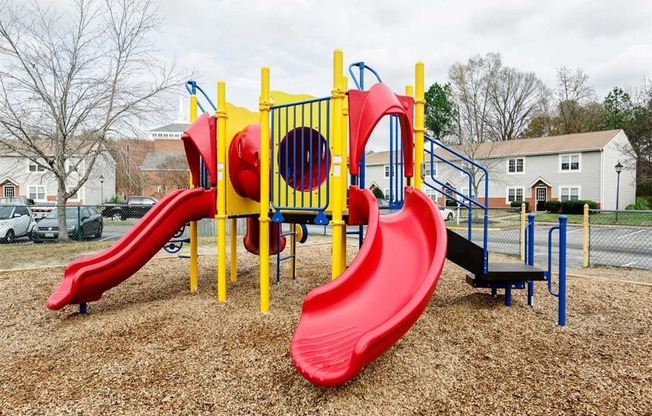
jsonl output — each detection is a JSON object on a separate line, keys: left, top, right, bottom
{"left": 155, "top": 0, "right": 651, "bottom": 136}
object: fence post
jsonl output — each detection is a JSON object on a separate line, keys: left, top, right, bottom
{"left": 582, "top": 203, "right": 589, "bottom": 268}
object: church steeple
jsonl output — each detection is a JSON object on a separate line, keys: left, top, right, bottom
{"left": 176, "top": 93, "right": 186, "bottom": 123}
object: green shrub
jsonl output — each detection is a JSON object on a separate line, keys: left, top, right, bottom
{"left": 626, "top": 197, "right": 650, "bottom": 210}
{"left": 510, "top": 200, "right": 529, "bottom": 211}
{"left": 445, "top": 199, "right": 457, "bottom": 207}
{"left": 544, "top": 200, "right": 561, "bottom": 213}
{"left": 108, "top": 195, "right": 125, "bottom": 203}
{"left": 560, "top": 200, "right": 597, "bottom": 214}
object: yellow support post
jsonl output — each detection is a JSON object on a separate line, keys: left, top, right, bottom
{"left": 520, "top": 202, "right": 526, "bottom": 261}
{"left": 259, "top": 67, "right": 271, "bottom": 312}
{"left": 230, "top": 218, "right": 237, "bottom": 282}
{"left": 330, "top": 49, "right": 346, "bottom": 280}
{"left": 189, "top": 94, "right": 199, "bottom": 293}
{"left": 414, "top": 62, "right": 425, "bottom": 190}
{"left": 216, "top": 81, "right": 228, "bottom": 302}
{"left": 583, "top": 203, "right": 589, "bottom": 267}
{"left": 338, "top": 75, "right": 348, "bottom": 270}
{"left": 289, "top": 223, "right": 296, "bottom": 279}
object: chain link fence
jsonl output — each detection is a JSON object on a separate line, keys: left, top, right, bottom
{"left": 588, "top": 209, "right": 652, "bottom": 269}
{"left": 8, "top": 202, "right": 652, "bottom": 271}
{"left": 446, "top": 206, "right": 523, "bottom": 259}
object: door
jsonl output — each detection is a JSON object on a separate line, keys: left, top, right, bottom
{"left": 536, "top": 187, "right": 547, "bottom": 211}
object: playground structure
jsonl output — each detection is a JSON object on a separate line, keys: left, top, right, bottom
{"left": 46, "top": 49, "right": 567, "bottom": 387}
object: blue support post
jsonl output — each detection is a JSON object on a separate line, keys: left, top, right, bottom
{"left": 79, "top": 303, "right": 87, "bottom": 314}
{"left": 527, "top": 213, "right": 535, "bottom": 307}
{"left": 558, "top": 216, "right": 567, "bottom": 327}
{"left": 505, "top": 286, "right": 512, "bottom": 306}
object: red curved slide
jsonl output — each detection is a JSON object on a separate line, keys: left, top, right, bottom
{"left": 47, "top": 187, "right": 216, "bottom": 310}
{"left": 290, "top": 186, "right": 447, "bottom": 387}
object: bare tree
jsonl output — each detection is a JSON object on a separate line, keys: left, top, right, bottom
{"left": 0, "top": 0, "right": 183, "bottom": 240}
{"left": 554, "top": 66, "right": 601, "bottom": 134}
{"left": 447, "top": 53, "right": 548, "bottom": 199}
{"left": 487, "top": 68, "right": 550, "bottom": 141}
{"left": 157, "top": 154, "right": 189, "bottom": 192}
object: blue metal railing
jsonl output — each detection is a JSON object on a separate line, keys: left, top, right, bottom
{"left": 348, "top": 62, "right": 383, "bottom": 91}
{"left": 546, "top": 215, "right": 568, "bottom": 326}
{"left": 525, "top": 214, "right": 568, "bottom": 326}
{"left": 270, "top": 97, "right": 331, "bottom": 225}
{"left": 423, "top": 134, "right": 489, "bottom": 275}
{"left": 185, "top": 81, "right": 217, "bottom": 112}
{"left": 347, "top": 62, "right": 386, "bottom": 246}
{"left": 388, "top": 115, "right": 405, "bottom": 209}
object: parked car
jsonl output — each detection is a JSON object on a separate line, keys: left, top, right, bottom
{"left": 0, "top": 204, "right": 35, "bottom": 243}
{"left": 31, "top": 202, "right": 56, "bottom": 221}
{"left": 438, "top": 204, "right": 455, "bottom": 221}
{"left": 31, "top": 206, "right": 103, "bottom": 242}
{"left": 0, "top": 196, "right": 32, "bottom": 205}
{"left": 102, "top": 196, "right": 158, "bottom": 221}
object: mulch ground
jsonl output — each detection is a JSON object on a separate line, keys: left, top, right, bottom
{"left": 0, "top": 239, "right": 650, "bottom": 415}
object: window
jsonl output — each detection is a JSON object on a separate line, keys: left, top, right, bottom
{"left": 4, "top": 185, "right": 15, "bottom": 197}
{"left": 560, "top": 186, "right": 580, "bottom": 202}
{"left": 15, "top": 206, "right": 29, "bottom": 216}
{"left": 422, "top": 162, "right": 436, "bottom": 177}
{"left": 384, "top": 165, "right": 390, "bottom": 178}
{"left": 461, "top": 187, "right": 475, "bottom": 200}
{"left": 507, "top": 187, "right": 524, "bottom": 203}
{"left": 560, "top": 154, "right": 581, "bottom": 172}
{"left": 28, "top": 162, "right": 46, "bottom": 172}
{"left": 507, "top": 158, "right": 524, "bottom": 174}
{"left": 384, "top": 188, "right": 390, "bottom": 199}
{"left": 29, "top": 186, "right": 46, "bottom": 201}
{"left": 423, "top": 187, "right": 437, "bottom": 201}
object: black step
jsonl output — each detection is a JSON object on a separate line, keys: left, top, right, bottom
{"left": 446, "top": 229, "right": 545, "bottom": 284}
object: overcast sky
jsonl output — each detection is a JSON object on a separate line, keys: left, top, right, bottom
{"left": 157, "top": 0, "right": 651, "bottom": 141}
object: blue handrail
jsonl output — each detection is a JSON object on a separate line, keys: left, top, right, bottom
{"left": 545, "top": 216, "right": 567, "bottom": 326}
{"left": 347, "top": 62, "right": 383, "bottom": 90}
{"left": 185, "top": 81, "right": 217, "bottom": 113}
{"left": 423, "top": 134, "right": 489, "bottom": 274}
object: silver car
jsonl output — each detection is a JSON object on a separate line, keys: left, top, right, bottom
{"left": 0, "top": 204, "right": 35, "bottom": 243}
{"left": 438, "top": 204, "right": 455, "bottom": 221}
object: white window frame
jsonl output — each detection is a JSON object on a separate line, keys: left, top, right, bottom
{"left": 559, "top": 186, "right": 581, "bottom": 202}
{"left": 383, "top": 165, "right": 390, "bottom": 178}
{"left": 559, "top": 153, "right": 581, "bottom": 172}
{"left": 383, "top": 188, "right": 390, "bottom": 199}
{"left": 29, "top": 185, "right": 46, "bottom": 201}
{"left": 506, "top": 187, "right": 524, "bottom": 203}
{"left": 507, "top": 157, "right": 525, "bottom": 174}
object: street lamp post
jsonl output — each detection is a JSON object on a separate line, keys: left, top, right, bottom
{"left": 614, "top": 162, "right": 622, "bottom": 223}
{"left": 99, "top": 174, "right": 104, "bottom": 205}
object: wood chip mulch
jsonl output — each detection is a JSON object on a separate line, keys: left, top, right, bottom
{"left": 1, "top": 238, "right": 650, "bottom": 415}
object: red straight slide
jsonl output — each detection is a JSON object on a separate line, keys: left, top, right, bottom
{"left": 290, "top": 186, "right": 447, "bottom": 387}
{"left": 47, "top": 187, "right": 216, "bottom": 310}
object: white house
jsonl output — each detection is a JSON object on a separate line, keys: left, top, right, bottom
{"left": 365, "top": 130, "right": 636, "bottom": 210}
{"left": 0, "top": 144, "right": 116, "bottom": 205}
